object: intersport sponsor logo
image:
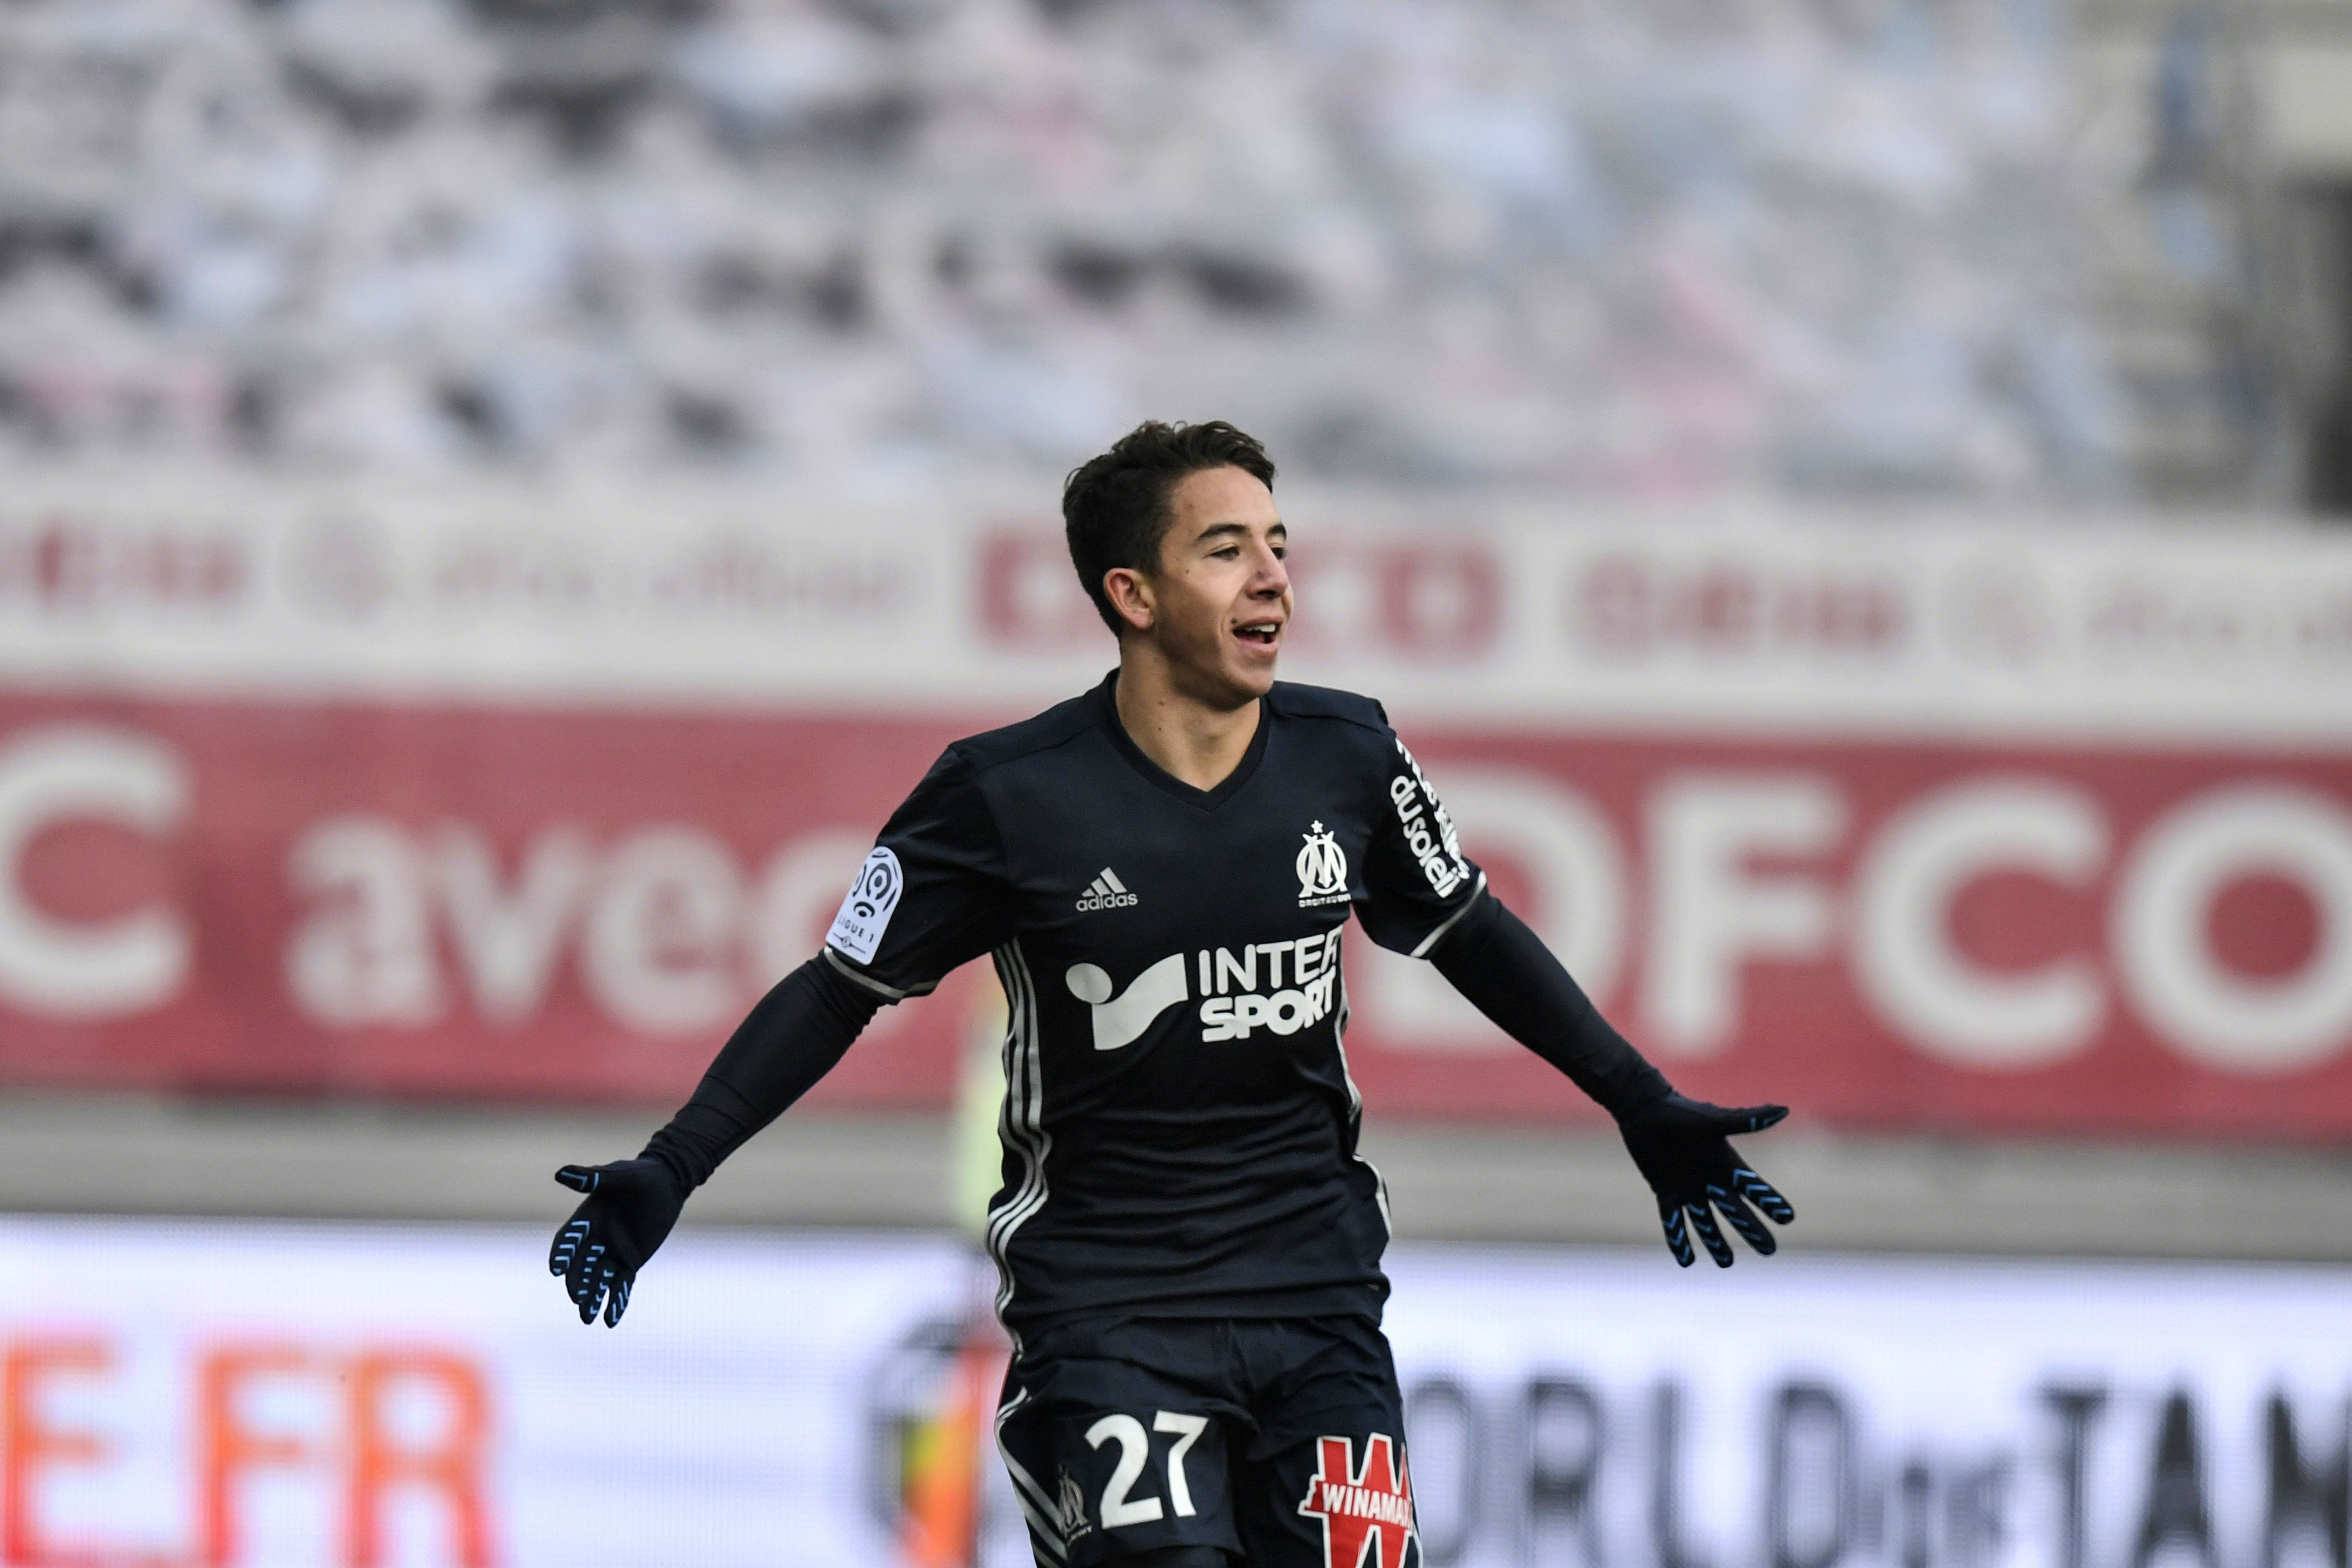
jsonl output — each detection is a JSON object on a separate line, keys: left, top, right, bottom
{"left": 1062, "top": 931, "right": 1345, "bottom": 1050}
{"left": 1197, "top": 933, "right": 1343, "bottom": 1043}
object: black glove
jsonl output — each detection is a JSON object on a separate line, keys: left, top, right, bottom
{"left": 547, "top": 1158, "right": 685, "bottom": 1326}
{"left": 1616, "top": 1094, "right": 1794, "bottom": 1268}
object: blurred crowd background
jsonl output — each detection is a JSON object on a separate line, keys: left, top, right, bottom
{"left": 6, "top": 2, "right": 2352, "bottom": 1566}
{"left": 0, "top": 0, "right": 2332, "bottom": 503}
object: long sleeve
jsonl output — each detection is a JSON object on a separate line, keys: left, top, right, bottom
{"left": 640, "top": 954, "right": 885, "bottom": 1190}
{"left": 1427, "top": 892, "right": 1672, "bottom": 1118}
{"left": 642, "top": 740, "right": 1015, "bottom": 1192}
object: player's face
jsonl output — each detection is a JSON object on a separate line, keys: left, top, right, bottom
{"left": 1144, "top": 466, "right": 1291, "bottom": 706}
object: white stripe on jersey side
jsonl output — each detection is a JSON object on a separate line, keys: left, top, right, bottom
{"left": 985, "top": 942, "right": 1045, "bottom": 1266}
{"left": 1328, "top": 958, "right": 1394, "bottom": 1237}
{"left": 994, "top": 1383, "right": 1068, "bottom": 1561}
{"left": 1407, "top": 870, "right": 1489, "bottom": 959}
{"left": 983, "top": 944, "right": 1037, "bottom": 1277}
{"left": 985, "top": 940, "right": 1054, "bottom": 1323}
{"left": 1100, "top": 867, "right": 1127, "bottom": 894}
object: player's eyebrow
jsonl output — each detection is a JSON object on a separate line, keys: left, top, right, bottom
{"left": 1195, "top": 520, "right": 1285, "bottom": 547}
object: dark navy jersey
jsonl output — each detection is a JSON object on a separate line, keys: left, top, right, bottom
{"left": 822, "top": 672, "right": 1485, "bottom": 1335}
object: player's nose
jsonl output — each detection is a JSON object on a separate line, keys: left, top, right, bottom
{"left": 1247, "top": 539, "right": 1290, "bottom": 597}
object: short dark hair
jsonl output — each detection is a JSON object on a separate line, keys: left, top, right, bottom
{"left": 1062, "top": 419, "right": 1277, "bottom": 636}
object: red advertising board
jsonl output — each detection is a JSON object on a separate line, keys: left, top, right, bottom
{"left": 2, "top": 479, "right": 2351, "bottom": 1135}
{"left": 0, "top": 694, "right": 2348, "bottom": 1135}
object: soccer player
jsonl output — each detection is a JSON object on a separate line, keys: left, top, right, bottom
{"left": 549, "top": 420, "right": 1794, "bottom": 1568}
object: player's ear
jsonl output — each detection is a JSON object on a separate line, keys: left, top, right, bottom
{"left": 1103, "top": 567, "right": 1154, "bottom": 634}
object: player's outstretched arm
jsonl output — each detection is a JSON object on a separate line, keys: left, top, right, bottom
{"left": 1426, "top": 893, "right": 1795, "bottom": 1267}
{"left": 548, "top": 952, "right": 882, "bottom": 1325}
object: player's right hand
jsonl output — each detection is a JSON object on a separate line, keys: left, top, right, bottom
{"left": 547, "top": 1158, "right": 685, "bottom": 1327}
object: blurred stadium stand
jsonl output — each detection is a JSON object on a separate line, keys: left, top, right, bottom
{"left": 0, "top": 0, "right": 2330, "bottom": 504}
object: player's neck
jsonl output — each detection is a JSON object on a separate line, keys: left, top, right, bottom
{"left": 1112, "top": 648, "right": 1263, "bottom": 792}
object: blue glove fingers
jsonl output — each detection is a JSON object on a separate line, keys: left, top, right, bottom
{"left": 586, "top": 1264, "right": 617, "bottom": 1326}
{"left": 549, "top": 1217, "right": 589, "bottom": 1277}
{"left": 1733, "top": 1168, "right": 1795, "bottom": 1224}
{"left": 1687, "top": 1203, "right": 1734, "bottom": 1267}
{"left": 1709, "top": 1184, "right": 1777, "bottom": 1256}
{"left": 604, "top": 1275, "right": 632, "bottom": 1328}
{"left": 555, "top": 1164, "right": 602, "bottom": 1195}
{"left": 572, "top": 1242, "right": 609, "bottom": 1324}
{"left": 1658, "top": 1200, "right": 1695, "bottom": 1267}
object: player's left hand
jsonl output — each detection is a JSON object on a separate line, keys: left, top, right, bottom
{"left": 547, "top": 1158, "right": 684, "bottom": 1326}
{"left": 1615, "top": 1094, "right": 1794, "bottom": 1268}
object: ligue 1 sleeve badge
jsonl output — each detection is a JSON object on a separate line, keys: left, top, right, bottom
{"left": 826, "top": 846, "right": 904, "bottom": 964}
{"left": 1296, "top": 821, "right": 1351, "bottom": 908}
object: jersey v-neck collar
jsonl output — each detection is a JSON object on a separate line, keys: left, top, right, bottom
{"left": 1091, "top": 670, "right": 1272, "bottom": 813}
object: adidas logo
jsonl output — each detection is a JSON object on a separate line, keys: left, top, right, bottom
{"left": 1076, "top": 867, "right": 1138, "bottom": 912}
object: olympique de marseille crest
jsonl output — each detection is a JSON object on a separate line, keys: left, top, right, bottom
{"left": 1057, "top": 1469, "right": 1091, "bottom": 1542}
{"left": 1296, "top": 821, "right": 1350, "bottom": 908}
{"left": 1296, "top": 1433, "right": 1416, "bottom": 1568}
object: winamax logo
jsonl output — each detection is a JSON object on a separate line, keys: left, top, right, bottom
{"left": 1297, "top": 1433, "right": 1417, "bottom": 1568}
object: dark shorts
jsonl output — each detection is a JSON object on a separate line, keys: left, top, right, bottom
{"left": 995, "top": 1315, "right": 1421, "bottom": 1568}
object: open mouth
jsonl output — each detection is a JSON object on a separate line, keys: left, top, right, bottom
{"left": 1234, "top": 620, "right": 1283, "bottom": 648}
